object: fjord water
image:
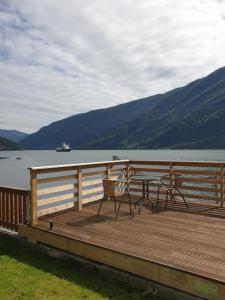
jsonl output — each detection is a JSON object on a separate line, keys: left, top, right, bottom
{"left": 0, "top": 150, "right": 225, "bottom": 189}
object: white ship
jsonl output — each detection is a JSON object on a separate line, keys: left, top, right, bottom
{"left": 56, "top": 142, "right": 71, "bottom": 152}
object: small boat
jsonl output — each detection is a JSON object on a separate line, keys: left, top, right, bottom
{"left": 56, "top": 142, "right": 71, "bottom": 152}
{"left": 0, "top": 153, "right": 9, "bottom": 159}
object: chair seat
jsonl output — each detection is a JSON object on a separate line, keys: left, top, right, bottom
{"left": 97, "top": 179, "right": 133, "bottom": 220}
{"left": 112, "top": 190, "right": 129, "bottom": 197}
{"left": 158, "top": 174, "right": 188, "bottom": 210}
{"left": 160, "top": 185, "right": 175, "bottom": 191}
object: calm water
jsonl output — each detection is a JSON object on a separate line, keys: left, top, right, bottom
{"left": 0, "top": 150, "right": 225, "bottom": 189}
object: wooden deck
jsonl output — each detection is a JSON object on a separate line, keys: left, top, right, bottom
{"left": 2, "top": 159, "right": 224, "bottom": 299}
{"left": 19, "top": 201, "right": 225, "bottom": 299}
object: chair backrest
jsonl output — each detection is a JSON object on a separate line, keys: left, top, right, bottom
{"left": 161, "top": 174, "right": 183, "bottom": 188}
{"left": 103, "top": 179, "right": 128, "bottom": 197}
{"left": 102, "top": 179, "right": 117, "bottom": 197}
{"left": 173, "top": 174, "right": 183, "bottom": 188}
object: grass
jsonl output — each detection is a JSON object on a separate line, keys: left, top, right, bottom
{"left": 0, "top": 233, "right": 148, "bottom": 300}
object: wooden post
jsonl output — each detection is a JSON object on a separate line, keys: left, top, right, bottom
{"left": 107, "top": 163, "right": 111, "bottom": 179}
{"left": 26, "top": 190, "right": 31, "bottom": 225}
{"left": 126, "top": 161, "right": 130, "bottom": 193}
{"left": 126, "top": 161, "right": 130, "bottom": 181}
{"left": 76, "top": 166, "right": 82, "bottom": 211}
{"left": 220, "top": 164, "right": 224, "bottom": 208}
{"left": 30, "top": 170, "right": 38, "bottom": 225}
{"left": 169, "top": 162, "right": 174, "bottom": 184}
{"left": 106, "top": 163, "right": 112, "bottom": 201}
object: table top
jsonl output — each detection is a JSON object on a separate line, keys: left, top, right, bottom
{"left": 130, "top": 175, "right": 161, "bottom": 183}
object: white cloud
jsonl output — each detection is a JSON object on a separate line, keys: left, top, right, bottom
{"left": 0, "top": 0, "right": 225, "bottom": 132}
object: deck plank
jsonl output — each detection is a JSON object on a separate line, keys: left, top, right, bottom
{"left": 37, "top": 201, "right": 225, "bottom": 283}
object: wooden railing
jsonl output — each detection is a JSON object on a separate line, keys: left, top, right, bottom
{"left": 129, "top": 160, "right": 225, "bottom": 206}
{"left": 0, "top": 186, "right": 29, "bottom": 230}
{"left": 1, "top": 160, "right": 224, "bottom": 228}
{"left": 28, "top": 160, "right": 225, "bottom": 225}
{"left": 29, "top": 160, "right": 129, "bottom": 224}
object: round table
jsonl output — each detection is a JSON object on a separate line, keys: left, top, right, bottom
{"left": 130, "top": 175, "right": 161, "bottom": 213}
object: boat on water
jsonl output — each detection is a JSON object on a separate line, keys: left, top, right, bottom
{"left": 56, "top": 142, "right": 72, "bottom": 152}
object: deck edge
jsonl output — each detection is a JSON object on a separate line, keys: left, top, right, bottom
{"left": 18, "top": 224, "right": 225, "bottom": 300}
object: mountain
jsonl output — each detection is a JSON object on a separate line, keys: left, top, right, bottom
{"left": 0, "top": 129, "right": 28, "bottom": 143}
{"left": 0, "top": 136, "right": 21, "bottom": 151}
{"left": 21, "top": 95, "right": 161, "bottom": 149}
{"left": 22, "top": 66, "right": 225, "bottom": 149}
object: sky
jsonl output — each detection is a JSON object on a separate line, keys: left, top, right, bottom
{"left": 1, "top": 0, "right": 225, "bottom": 133}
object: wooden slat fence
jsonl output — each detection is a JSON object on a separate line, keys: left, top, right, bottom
{"left": 0, "top": 186, "right": 29, "bottom": 231}
{"left": 29, "top": 160, "right": 129, "bottom": 224}
{"left": 28, "top": 160, "right": 225, "bottom": 224}
{"left": 129, "top": 160, "right": 225, "bottom": 206}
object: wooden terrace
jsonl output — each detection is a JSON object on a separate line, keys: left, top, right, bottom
{"left": 1, "top": 159, "right": 225, "bottom": 299}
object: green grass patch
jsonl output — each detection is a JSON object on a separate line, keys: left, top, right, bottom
{"left": 0, "top": 234, "right": 148, "bottom": 300}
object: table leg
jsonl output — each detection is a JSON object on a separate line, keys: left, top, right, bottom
{"left": 156, "top": 186, "right": 160, "bottom": 213}
{"left": 138, "top": 180, "right": 146, "bottom": 214}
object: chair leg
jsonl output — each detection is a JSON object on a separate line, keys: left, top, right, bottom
{"left": 156, "top": 186, "right": 160, "bottom": 213}
{"left": 138, "top": 199, "right": 141, "bottom": 214}
{"left": 114, "top": 196, "right": 117, "bottom": 212}
{"left": 165, "top": 191, "right": 169, "bottom": 210}
{"left": 171, "top": 191, "right": 176, "bottom": 204}
{"left": 115, "top": 198, "right": 122, "bottom": 221}
{"left": 183, "top": 197, "right": 189, "bottom": 208}
{"left": 128, "top": 194, "right": 133, "bottom": 216}
{"left": 179, "top": 191, "right": 189, "bottom": 208}
{"left": 134, "top": 198, "right": 138, "bottom": 209}
{"left": 97, "top": 196, "right": 105, "bottom": 216}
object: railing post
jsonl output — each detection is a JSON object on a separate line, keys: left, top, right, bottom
{"left": 106, "top": 163, "right": 112, "bottom": 201}
{"left": 126, "top": 161, "right": 130, "bottom": 181}
{"left": 30, "top": 169, "right": 38, "bottom": 225}
{"left": 107, "top": 163, "right": 111, "bottom": 179}
{"left": 126, "top": 161, "right": 130, "bottom": 194}
{"left": 169, "top": 162, "right": 174, "bottom": 184}
{"left": 220, "top": 164, "right": 224, "bottom": 208}
{"left": 76, "top": 166, "right": 82, "bottom": 211}
{"left": 27, "top": 190, "right": 31, "bottom": 225}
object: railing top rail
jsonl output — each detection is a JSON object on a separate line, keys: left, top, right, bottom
{"left": 0, "top": 186, "right": 30, "bottom": 193}
{"left": 28, "top": 159, "right": 129, "bottom": 173}
{"left": 130, "top": 160, "right": 225, "bottom": 167}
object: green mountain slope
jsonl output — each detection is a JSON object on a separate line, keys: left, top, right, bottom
{"left": 0, "top": 137, "right": 21, "bottom": 151}
{"left": 22, "top": 66, "right": 225, "bottom": 149}
{"left": 83, "top": 67, "right": 225, "bottom": 149}
{"left": 0, "top": 129, "right": 28, "bottom": 142}
{"left": 21, "top": 94, "right": 162, "bottom": 149}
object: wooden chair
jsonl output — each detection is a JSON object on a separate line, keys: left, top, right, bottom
{"left": 159, "top": 174, "right": 189, "bottom": 210}
{"left": 97, "top": 179, "right": 133, "bottom": 220}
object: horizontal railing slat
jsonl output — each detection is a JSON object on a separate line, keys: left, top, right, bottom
{"left": 82, "top": 193, "right": 103, "bottom": 204}
{"left": 173, "top": 169, "right": 221, "bottom": 176}
{"left": 82, "top": 170, "right": 107, "bottom": 178}
{"left": 38, "top": 193, "right": 76, "bottom": 206}
{"left": 82, "top": 179, "right": 103, "bottom": 187}
{"left": 130, "top": 167, "right": 170, "bottom": 173}
{"left": 37, "top": 184, "right": 76, "bottom": 196}
{"left": 38, "top": 202, "right": 75, "bottom": 217}
{"left": 82, "top": 187, "right": 103, "bottom": 196}
{"left": 37, "top": 174, "right": 77, "bottom": 184}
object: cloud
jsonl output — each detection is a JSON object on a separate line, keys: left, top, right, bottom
{"left": 0, "top": 0, "right": 225, "bottom": 132}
